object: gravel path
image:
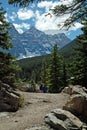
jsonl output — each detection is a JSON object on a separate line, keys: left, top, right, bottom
{"left": 0, "top": 92, "right": 69, "bottom": 130}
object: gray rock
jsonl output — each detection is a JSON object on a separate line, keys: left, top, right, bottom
{"left": 62, "top": 85, "right": 87, "bottom": 119}
{"left": 0, "top": 81, "right": 21, "bottom": 112}
{"left": 62, "top": 85, "right": 86, "bottom": 95}
{"left": 0, "top": 112, "right": 9, "bottom": 118}
{"left": 45, "top": 109, "right": 83, "bottom": 130}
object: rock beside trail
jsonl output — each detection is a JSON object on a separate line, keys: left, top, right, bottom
{"left": 0, "top": 81, "right": 21, "bottom": 112}
{"left": 62, "top": 85, "right": 87, "bottom": 119}
{"left": 45, "top": 108, "right": 83, "bottom": 130}
{"left": 62, "top": 85, "right": 87, "bottom": 95}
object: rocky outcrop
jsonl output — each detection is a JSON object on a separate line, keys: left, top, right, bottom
{"left": 0, "top": 81, "right": 22, "bottom": 112}
{"left": 62, "top": 85, "right": 87, "bottom": 119}
{"left": 63, "top": 94, "right": 87, "bottom": 119}
{"left": 45, "top": 109, "right": 83, "bottom": 130}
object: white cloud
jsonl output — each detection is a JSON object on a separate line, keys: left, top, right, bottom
{"left": 22, "top": 23, "right": 30, "bottom": 29}
{"left": 38, "top": 0, "right": 73, "bottom": 12}
{"left": 4, "top": 13, "right": 9, "bottom": 22}
{"left": 9, "top": 12, "right": 17, "bottom": 21}
{"left": 36, "top": 1, "right": 71, "bottom": 32}
{"left": 68, "top": 22, "right": 83, "bottom": 31}
{"left": 31, "top": 3, "right": 36, "bottom": 9}
{"left": 38, "top": 1, "right": 53, "bottom": 12}
{"left": 4, "top": 12, "right": 17, "bottom": 22}
{"left": 59, "top": 0, "right": 73, "bottom": 5}
{"left": 35, "top": 9, "right": 71, "bottom": 32}
{"left": 6, "top": 0, "right": 82, "bottom": 36}
{"left": 38, "top": 1, "right": 62, "bottom": 13}
{"left": 13, "top": 23, "right": 30, "bottom": 33}
{"left": 35, "top": 0, "right": 82, "bottom": 35}
{"left": 17, "top": 8, "right": 35, "bottom": 20}
{"left": 35, "top": 11, "right": 56, "bottom": 31}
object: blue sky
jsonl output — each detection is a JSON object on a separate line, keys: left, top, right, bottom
{"left": 1, "top": 0, "right": 83, "bottom": 40}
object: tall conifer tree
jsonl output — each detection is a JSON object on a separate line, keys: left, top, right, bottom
{"left": 62, "top": 60, "right": 68, "bottom": 88}
{"left": 71, "top": 21, "right": 87, "bottom": 88}
{"left": 47, "top": 44, "right": 62, "bottom": 93}
{"left": 0, "top": 4, "right": 18, "bottom": 87}
{"left": 40, "top": 59, "right": 47, "bottom": 85}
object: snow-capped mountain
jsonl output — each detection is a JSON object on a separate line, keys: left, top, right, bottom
{"left": 9, "top": 24, "right": 71, "bottom": 59}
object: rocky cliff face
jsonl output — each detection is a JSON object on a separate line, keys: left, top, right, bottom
{"left": 9, "top": 24, "right": 71, "bottom": 59}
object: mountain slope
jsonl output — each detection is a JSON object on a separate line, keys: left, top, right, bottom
{"left": 17, "top": 39, "right": 77, "bottom": 67}
{"left": 60, "top": 39, "right": 77, "bottom": 60}
{"left": 9, "top": 25, "right": 71, "bottom": 59}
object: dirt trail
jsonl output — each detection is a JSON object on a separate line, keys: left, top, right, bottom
{"left": 0, "top": 92, "right": 69, "bottom": 130}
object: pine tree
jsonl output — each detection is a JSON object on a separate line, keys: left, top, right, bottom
{"left": 0, "top": 4, "right": 19, "bottom": 87}
{"left": 40, "top": 59, "right": 47, "bottom": 85}
{"left": 70, "top": 21, "right": 87, "bottom": 88}
{"left": 30, "top": 70, "right": 36, "bottom": 91}
{"left": 46, "top": 44, "right": 62, "bottom": 93}
{"left": 62, "top": 60, "right": 68, "bottom": 88}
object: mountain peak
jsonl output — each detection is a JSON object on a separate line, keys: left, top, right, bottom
{"left": 9, "top": 24, "right": 71, "bottom": 59}
{"left": 29, "top": 27, "right": 43, "bottom": 34}
{"left": 23, "top": 27, "right": 44, "bottom": 36}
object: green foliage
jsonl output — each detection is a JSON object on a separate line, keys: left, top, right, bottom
{"left": 18, "top": 95, "right": 24, "bottom": 107}
{"left": 29, "top": 79, "right": 36, "bottom": 92}
{"left": 46, "top": 44, "right": 63, "bottom": 93}
{"left": 40, "top": 59, "right": 47, "bottom": 85}
{"left": 60, "top": 39, "right": 78, "bottom": 61}
{"left": 62, "top": 60, "right": 68, "bottom": 88}
{"left": 0, "top": 7, "right": 12, "bottom": 49}
{"left": 53, "top": 4, "right": 68, "bottom": 15}
{"left": 16, "top": 55, "right": 50, "bottom": 82}
{"left": 0, "top": 4, "right": 20, "bottom": 87}
{"left": 29, "top": 70, "right": 36, "bottom": 91}
{"left": 69, "top": 21, "right": 87, "bottom": 88}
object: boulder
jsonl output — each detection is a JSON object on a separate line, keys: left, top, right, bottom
{"left": 18, "top": 84, "right": 36, "bottom": 92}
{"left": 62, "top": 85, "right": 87, "bottom": 119}
{"left": 62, "top": 86, "right": 73, "bottom": 95}
{"left": 45, "top": 109, "right": 83, "bottom": 130}
{"left": 62, "top": 85, "right": 86, "bottom": 95}
{"left": 0, "top": 81, "right": 21, "bottom": 112}
{"left": 63, "top": 94, "right": 84, "bottom": 114}
{"left": 71, "top": 85, "right": 87, "bottom": 95}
